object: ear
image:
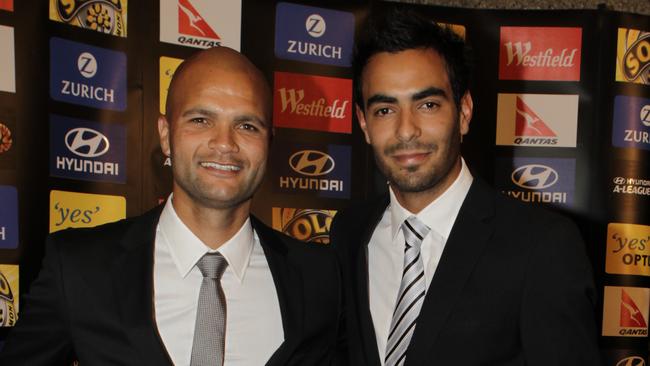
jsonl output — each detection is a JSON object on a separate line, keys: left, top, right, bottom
{"left": 158, "top": 115, "right": 171, "bottom": 157}
{"left": 458, "top": 91, "right": 473, "bottom": 137}
{"left": 355, "top": 104, "right": 371, "bottom": 144}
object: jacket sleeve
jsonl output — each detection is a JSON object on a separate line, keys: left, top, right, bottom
{"left": 0, "top": 235, "right": 75, "bottom": 365}
{"left": 520, "top": 216, "right": 601, "bottom": 366}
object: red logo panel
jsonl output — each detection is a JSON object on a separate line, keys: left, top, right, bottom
{"left": 499, "top": 27, "right": 582, "bottom": 81}
{"left": 178, "top": 0, "right": 220, "bottom": 39}
{"left": 273, "top": 72, "right": 352, "bottom": 134}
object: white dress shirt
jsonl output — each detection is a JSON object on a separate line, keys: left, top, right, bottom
{"left": 368, "top": 159, "right": 473, "bottom": 364}
{"left": 153, "top": 197, "right": 284, "bottom": 366}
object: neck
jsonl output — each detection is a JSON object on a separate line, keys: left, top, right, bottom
{"left": 392, "top": 158, "right": 462, "bottom": 214}
{"left": 170, "top": 192, "right": 251, "bottom": 250}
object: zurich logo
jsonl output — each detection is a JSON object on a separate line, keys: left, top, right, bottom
{"left": 289, "top": 150, "right": 335, "bottom": 176}
{"left": 617, "top": 356, "right": 645, "bottom": 366}
{"left": 511, "top": 164, "right": 558, "bottom": 189}
{"left": 641, "top": 104, "right": 650, "bottom": 127}
{"left": 65, "top": 128, "right": 110, "bottom": 158}
{"left": 613, "top": 177, "right": 626, "bottom": 185}
{"left": 77, "top": 52, "right": 98, "bottom": 79}
{"left": 305, "top": 14, "right": 326, "bottom": 38}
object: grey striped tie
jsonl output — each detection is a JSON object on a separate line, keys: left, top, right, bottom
{"left": 190, "top": 253, "right": 228, "bottom": 366}
{"left": 385, "top": 216, "right": 430, "bottom": 366}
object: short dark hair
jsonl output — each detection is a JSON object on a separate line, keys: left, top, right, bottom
{"left": 352, "top": 6, "right": 471, "bottom": 110}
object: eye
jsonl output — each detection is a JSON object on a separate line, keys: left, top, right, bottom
{"left": 419, "top": 101, "right": 440, "bottom": 111}
{"left": 374, "top": 107, "right": 392, "bottom": 117}
{"left": 238, "top": 122, "right": 259, "bottom": 132}
{"left": 190, "top": 117, "right": 208, "bottom": 125}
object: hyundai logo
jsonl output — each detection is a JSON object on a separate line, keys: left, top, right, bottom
{"left": 614, "top": 177, "right": 626, "bottom": 185}
{"left": 641, "top": 104, "right": 650, "bottom": 127}
{"left": 65, "top": 128, "right": 110, "bottom": 158}
{"left": 617, "top": 356, "right": 645, "bottom": 366}
{"left": 289, "top": 150, "right": 335, "bottom": 176}
{"left": 77, "top": 52, "right": 98, "bottom": 79}
{"left": 305, "top": 14, "right": 326, "bottom": 38}
{"left": 511, "top": 164, "right": 558, "bottom": 189}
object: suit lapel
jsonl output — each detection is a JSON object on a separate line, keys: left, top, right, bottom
{"left": 111, "top": 206, "right": 173, "bottom": 365}
{"left": 356, "top": 197, "right": 390, "bottom": 366}
{"left": 252, "top": 217, "right": 304, "bottom": 366}
{"left": 405, "top": 180, "right": 496, "bottom": 366}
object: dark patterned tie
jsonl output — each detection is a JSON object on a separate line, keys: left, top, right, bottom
{"left": 385, "top": 216, "right": 431, "bottom": 366}
{"left": 190, "top": 253, "right": 228, "bottom": 366}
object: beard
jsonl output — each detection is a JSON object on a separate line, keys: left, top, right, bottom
{"left": 373, "top": 118, "right": 462, "bottom": 193}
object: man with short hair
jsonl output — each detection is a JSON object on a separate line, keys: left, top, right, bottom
{"left": 331, "top": 8, "right": 600, "bottom": 366}
{"left": 1, "top": 47, "right": 343, "bottom": 366}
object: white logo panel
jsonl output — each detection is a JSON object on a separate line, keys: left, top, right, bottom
{"left": 0, "top": 25, "right": 15, "bottom": 93}
{"left": 496, "top": 93, "right": 579, "bottom": 147}
{"left": 160, "top": 0, "right": 242, "bottom": 50}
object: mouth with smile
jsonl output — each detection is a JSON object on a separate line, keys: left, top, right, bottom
{"left": 390, "top": 150, "right": 432, "bottom": 167}
{"left": 199, "top": 161, "right": 242, "bottom": 174}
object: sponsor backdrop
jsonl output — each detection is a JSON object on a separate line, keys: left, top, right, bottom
{"left": 0, "top": 0, "right": 647, "bottom": 358}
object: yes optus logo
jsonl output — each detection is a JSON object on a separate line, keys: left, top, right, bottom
{"left": 49, "top": 190, "right": 125, "bottom": 233}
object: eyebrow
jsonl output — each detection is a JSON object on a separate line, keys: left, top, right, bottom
{"left": 182, "top": 108, "right": 268, "bottom": 128}
{"left": 365, "top": 86, "right": 449, "bottom": 108}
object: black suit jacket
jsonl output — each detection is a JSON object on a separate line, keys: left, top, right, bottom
{"left": 331, "top": 179, "right": 600, "bottom": 366}
{"left": 0, "top": 206, "right": 343, "bottom": 365}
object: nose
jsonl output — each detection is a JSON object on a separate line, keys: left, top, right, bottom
{"left": 395, "top": 109, "right": 420, "bottom": 142}
{"left": 207, "top": 125, "right": 239, "bottom": 154}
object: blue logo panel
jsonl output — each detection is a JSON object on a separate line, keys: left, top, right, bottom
{"left": 495, "top": 157, "right": 576, "bottom": 208}
{"left": 49, "top": 114, "right": 127, "bottom": 184}
{"left": 50, "top": 37, "right": 127, "bottom": 111}
{"left": 274, "top": 2, "right": 354, "bottom": 67}
{"left": 273, "top": 143, "right": 351, "bottom": 199}
{"left": 612, "top": 95, "right": 650, "bottom": 151}
{"left": 0, "top": 186, "right": 18, "bottom": 249}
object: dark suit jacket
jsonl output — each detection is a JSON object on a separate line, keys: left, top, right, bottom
{"left": 0, "top": 206, "right": 343, "bottom": 365}
{"left": 331, "top": 179, "right": 600, "bottom": 366}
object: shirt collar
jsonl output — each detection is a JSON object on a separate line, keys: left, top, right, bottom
{"left": 157, "top": 195, "right": 255, "bottom": 283}
{"left": 389, "top": 158, "right": 473, "bottom": 240}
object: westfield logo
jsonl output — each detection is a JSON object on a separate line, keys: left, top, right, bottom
{"left": 511, "top": 164, "right": 558, "bottom": 190}
{"left": 277, "top": 88, "right": 348, "bottom": 119}
{"left": 504, "top": 41, "right": 578, "bottom": 68}
{"left": 65, "top": 128, "right": 110, "bottom": 158}
{"left": 289, "top": 150, "right": 335, "bottom": 176}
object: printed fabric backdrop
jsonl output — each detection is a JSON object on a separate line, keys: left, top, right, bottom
{"left": 0, "top": 0, "right": 648, "bottom": 362}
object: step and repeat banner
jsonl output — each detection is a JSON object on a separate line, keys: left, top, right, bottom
{"left": 0, "top": 0, "right": 648, "bottom": 361}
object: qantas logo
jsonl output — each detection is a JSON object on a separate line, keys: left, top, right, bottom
{"left": 621, "top": 289, "right": 648, "bottom": 328}
{"left": 178, "top": 0, "right": 220, "bottom": 39}
{"left": 511, "top": 165, "right": 558, "bottom": 189}
{"left": 289, "top": 150, "right": 335, "bottom": 176}
{"left": 515, "top": 97, "right": 556, "bottom": 137}
{"left": 65, "top": 128, "right": 110, "bottom": 158}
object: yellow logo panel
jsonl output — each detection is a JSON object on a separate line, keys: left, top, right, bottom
{"left": 606, "top": 223, "right": 650, "bottom": 276}
{"left": 272, "top": 208, "right": 336, "bottom": 244}
{"left": 0, "top": 264, "right": 18, "bottom": 327}
{"left": 49, "top": 0, "right": 128, "bottom": 37}
{"left": 159, "top": 56, "right": 184, "bottom": 114}
{"left": 50, "top": 190, "right": 125, "bottom": 233}
{"left": 615, "top": 28, "right": 650, "bottom": 85}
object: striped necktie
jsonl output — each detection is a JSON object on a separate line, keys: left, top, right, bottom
{"left": 385, "top": 216, "right": 430, "bottom": 366}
